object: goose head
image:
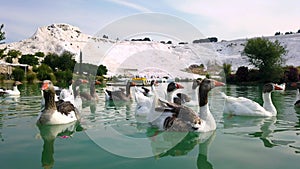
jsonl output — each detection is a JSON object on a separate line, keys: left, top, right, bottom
{"left": 167, "top": 82, "right": 184, "bottom": 93}
{"left": 198, "top": 78, "right": 225, "bottom": 107}
{"left": 41, "top": 80, "right": 57, "bottom": 110}
{"left": 263, "top": 83, "right": 283, "bottom": 93}
{"left": 173, "top": 93, "right": 191, "bottom": 105}
{"left": 41, "top": 80, "right": 55, "bottom": 92}
{"left": 13, "top": 81, "right": 22, "bottom": 86}
{"left": 192, "top": 79, "right": 201, "bottom": 90}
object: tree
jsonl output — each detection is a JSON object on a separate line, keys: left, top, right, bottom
{"left": 284, "top": 66, "right": 299, "bottom": 82}
{"left": 0, "top": 24, "right": 6, "bottom": 58}
{"left": 97, "top": 65, "right": 108, "bottom": 76}
{"left": 43, "top": 51, "right": 76, "bottom": 71}
{"left": 42, "top": 53, "right": 59, "bottom": 71}
{"left": 37, "top": 64, "right": 55, "bottom": 81}
{"left": 12, "top": 67, "right": 25, "bottom": 81}
{"left": 58, "top": 51, "right": 76, "bottom": 71}
{"left": 7, "top": 49, "right": 22, "bottom": 58}
{"left": 19, "top": 54, "right": 39, "bottom": 66}
{"left": 0, "top": 24, "right": 5, "bottom": 44}
{"left": 5, "top": 56, "right": 13, "bottom": 63}
{"left": 243, "top": 37, "right": 287, "bottom": 82}
{"left": 34, "top": 52, "right": 45, "bottom": 58}
{"left": 223, "top": 63, "right": 232, "bottom": 79}
{"left": 236, "top": 66, "right": 249, "bottom": 82}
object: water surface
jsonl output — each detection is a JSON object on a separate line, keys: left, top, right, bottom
{"left": 0, "top": 83, "right": 299, "bottom": 169}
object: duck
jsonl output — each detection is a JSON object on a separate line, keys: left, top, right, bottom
{"left": 221, "top": 83, "right": 283, "bottom": 117}
{"left": 37, "top": 80, "right": 80, "bottom": 125}
{"left": 134, "top": 81, "right": 158, "bottom": 117}
{"left": 59, "top": 79, "right": 88, "bottom": 111}
{"left": 134, "top": 81, "right": 184, "bottom": 117}
{"left": 149, "top": 78, "right": 225, "bottom": 132}
{"left": 104, "top": 81, "right": 135, "bottom": 101}
{"left": 59, "top": 80, "right": 74, "bottom": 103}
{"left": 164, "top": 82, "right": 184, "bottom": 102}
{"left": 173, "top": 93, "right": 191, "bottom": 105}
{"left": 294, "top": 82, "right": 300, "bottom": 108}
{"left": 80, "top": 80, "right": 99, "bottom": 101}
{"left": 0, "top": 81, "right": 22, "bottom": 96}
{"left": 135, "top": 80, "right": 157, "bottom": 97}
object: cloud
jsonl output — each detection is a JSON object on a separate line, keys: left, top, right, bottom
{"left": 164, "top": 0, "right": 300, "bottom": 39}
{"left": 106, "top": 0, "right": 151, "bottom": 12}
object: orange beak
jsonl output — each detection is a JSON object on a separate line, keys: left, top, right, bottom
{"left": 214, "top": 80, "right": 225, "bottom": 87}
{"left": 41, "top": 82, "right": 49, "bottom": 90}
{"left": 176, "top": 83, "right": 184, "bottom": 89}
{"left": 291, "top": 82, "right": 297, "bottom": 87}
{"left": 274, "top": 85, "right": 283, "bottom": 90}
{"left": 16, "top": 81, "right": 22, "bottom": 85}
{"left": 81, "top": 79, "right": 89, "bottom": 84}
{"left": 95, "top": 80, "right": 101, "bottom": 85}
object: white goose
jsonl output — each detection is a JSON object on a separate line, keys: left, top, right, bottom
{"left": 134, "top": 82, "right": 184, "bottom": 117}
{"left": 149, "top": 78, "right": 224, "bottom": 132}
{"left": 0, "top": 81, "right": 22, "bottom": 96}
{"left": 136, "top": 80, "right": 157, "bottom": 97}
{"left": 59, "top": 80, "right": 74, "bottom": 103}
{"left": 221, "top": 83, "right": 283, "bottom": 117}
{"left": 59, "top": 79, "right": 86, "bottom": 111}
{"left": 134, "top": 81, "right": 158, "bottom": 117}
{"left": 164, "top": 82, "right": 184, "bottom": 102}
{"left": 37, "top": 80, "right": 80, "bottom": 125}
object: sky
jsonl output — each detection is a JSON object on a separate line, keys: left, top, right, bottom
{"left": 1, "top": 0, "right": 300, "bottom": 43}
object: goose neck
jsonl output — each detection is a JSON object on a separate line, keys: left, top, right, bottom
{"left": 44, "top": 90, "right": 57, "bottom": 110}
{"left": 166, "top": 91, "right": 174, "bottom": 102}
{"left": 13, "top": 86, "right": 19, "bottom": 91}
{"left": 262, "top": 92, "right": 276, "bottom": 115}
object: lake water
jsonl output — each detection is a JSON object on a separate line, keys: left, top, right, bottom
{"left": 0, "top": 82, "right": 299, "bottom": 169}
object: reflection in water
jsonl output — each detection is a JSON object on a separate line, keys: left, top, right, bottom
{"left": 223, "top": 115, "right": 277, "bottom": 147}
{"left": 0, "top": 113, "right": 3, "bottom": 142}
{"left": 223, "top": 115, "right": 299, "bottom": 152}
{"left": 148, "top": 130, "right": 215, "bottom": 169}
{"left": 37, "top": 122, "right": 83, "bottom": 169}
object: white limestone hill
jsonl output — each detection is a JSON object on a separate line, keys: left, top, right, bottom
{"left": 1, "top": 23, "right": 300, "bottom": 78}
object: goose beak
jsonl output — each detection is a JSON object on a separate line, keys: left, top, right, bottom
{"left": 16, "top": 81, "right": 22, "bottom": 85}
{"left": 95, "top": 80, "right": 101, "bottom": 85}
{"left": 274, "top": 85, "right": 283, "bottom": 90}
{"left": 81, "top": 79, "right": 89, "bottom": 84}
{"left": 176, "top": 83, "right": 184, "bottom": 89}
{"left": 214, "top": 80, "right": 225, "bottom": 87}
{"left": 41, "top": 82, "right": 49, "bottom": 90}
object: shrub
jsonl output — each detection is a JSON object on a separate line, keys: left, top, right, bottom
{"left": 26, "top": 71, "right": 36, "bottom": 84}
{"left": 12, "top": 67, "right": 25, "bottom": 81}
{"left": 236, "top": 66, "right": 249, "bottom": 82}
{"left": 37, "top": 64, "right": 54, "bottom": 81}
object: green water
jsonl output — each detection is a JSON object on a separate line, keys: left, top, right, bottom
{"left": 0, "top": 83, "right": 299, "bottom": 169}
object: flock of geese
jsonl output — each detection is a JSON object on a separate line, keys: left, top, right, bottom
{"left": 2, "top": 78, "right": 300, "bottom": 133}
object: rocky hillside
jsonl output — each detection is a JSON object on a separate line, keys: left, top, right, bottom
{"left": 1, "top": 23, "right": 300, "bottom": 78}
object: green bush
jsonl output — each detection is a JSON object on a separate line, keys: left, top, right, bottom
{"left": 26, "top": 71, "right": 36, "bottom": 84}
{"left": 54, "top": 70, "right": 73, "bottom": 87}
{"left": 12, "top": 67, "right": 25, "bottom": 81}
{"left": 0, "top": 74, "right": 5, "bottom": 82}
{"left": 37, "top": 64, "right": 54, "bottom": 81}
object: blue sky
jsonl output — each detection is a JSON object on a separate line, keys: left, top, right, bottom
{"left": 1, "top": 0, "right": 300, "bottom": 43}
